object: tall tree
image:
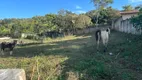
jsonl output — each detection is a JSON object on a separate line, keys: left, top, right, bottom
{"left": 86, "top": 10, "right": 96, "bottom": 19}
{"left": 122, "top": 5, "right": 133, "bottom": 11}
{"left": 54, "top": 10, "right": 77, "bottom": 31}
{"left": 89, "top": 7, "right": 120, "bottom": 25}
{"left": 135, "top": 4, "right": 142, "bottom": 10}
{"left": 106, "top": 7, "right": 120, "bottom": 25}
{"left": 91, "top": 0, "right": 113, "bottom": 27}
{"left": 74, "top": 14, "right": 92, "bottom": 29}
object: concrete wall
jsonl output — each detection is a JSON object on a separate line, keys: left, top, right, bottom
{"left": 113, "top": 18, "right": 141, "bottom": 35}
{"left": 112, "top": 12, "right": 142, "bottom": 35}
{"left": 0, "top": 69, "right": 26, "bottom": 80}
{"left": 122, "top": 14, "right": 137, "bottom": 20}
{"left": 74, "top": 25, "right": 111, "bottom": 35}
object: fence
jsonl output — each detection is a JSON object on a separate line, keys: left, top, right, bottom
{"left": 74, "top": 25, "right": 110, "bottom": 35}
{"left": 113, "top": 19, "right": 142, "bottom": 35}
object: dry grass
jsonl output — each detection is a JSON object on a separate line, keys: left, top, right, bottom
{"left": 0, "top": 31, "right": 142, "bottom": 80}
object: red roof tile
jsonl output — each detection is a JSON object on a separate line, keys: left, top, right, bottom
{"left": 120, "top": 10, "right": 139, "bottom": 15}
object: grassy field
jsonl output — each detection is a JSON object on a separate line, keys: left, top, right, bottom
{"left": 0, "top": 30, "right": 142, "bottom": 80}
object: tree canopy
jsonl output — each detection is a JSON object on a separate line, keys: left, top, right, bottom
{"left": 91, "top": 0, "right": 113, "bottom": 26}
{"left": 86, "top": 7, "right": 120, "bottom": 25}
{"left": 0, "top": 10, "right": 92, "bottom": 37}
{"left": 1, "top": 3, "right": 137, "bottom": 38}
{"left": 122, "top": 5, "right": 134, "bottom": 11}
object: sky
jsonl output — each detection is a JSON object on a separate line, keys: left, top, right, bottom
{"left": 0, "top": 0, "right": 142, "bottom": 19}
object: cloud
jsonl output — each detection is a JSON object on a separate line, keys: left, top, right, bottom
{"left": 74, "top": 5, "right": 86, "bottom": 14}
{"left": 75, "top": 10, "right": 86, "bottom": 14}
{"left": 129, "top": 0, "right": 142, "bottom": 3}
{"left": 76, "top": 5, "right": 82, "bottom": 9}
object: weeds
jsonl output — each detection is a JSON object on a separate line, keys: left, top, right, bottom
{"left": 0, "top": 31, "right": 142, "bottom": 80}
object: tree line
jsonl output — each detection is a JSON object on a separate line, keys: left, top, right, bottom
{"left": 0, "top": 7, "right": 120, "bottom": 38}
{"left": 0, "top": 0, "right": 141, "bottom": 38}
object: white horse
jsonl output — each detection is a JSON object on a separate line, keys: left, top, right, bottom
{"left": 95, "top": 28, "right": 110, "bottom": 52}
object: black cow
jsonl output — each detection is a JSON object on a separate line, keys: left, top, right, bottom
{"left": 1, "top": 40, "right": 17, "bottom": 55}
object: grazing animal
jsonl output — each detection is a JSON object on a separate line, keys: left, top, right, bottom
{"left": 95, "top": 28, "right": 110, "bottom": 52}
{"left": 1, "top": 40, "right": 17, "bottom": 55}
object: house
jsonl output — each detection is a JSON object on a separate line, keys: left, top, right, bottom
{"left": 112, "top": 10, "right": 140, "bottom": 34}
{"left": 120, "top": 10, "right": 139, "bottom": 20}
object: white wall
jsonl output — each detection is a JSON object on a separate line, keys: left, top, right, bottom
{"left": 113, "top": 12, "right": 141, "bottom": 35}
{"left": 114, "top": 18, "right": 141, "bottom": 35}
{"left": 113, "top": 18, "right": 122, "bottom": 31}
{"left": 122, "top": 14, "right": 137, "bottom": 20}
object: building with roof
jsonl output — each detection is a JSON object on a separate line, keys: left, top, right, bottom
{"left": 112, "top": 10, "right": 140, "bottom": 34}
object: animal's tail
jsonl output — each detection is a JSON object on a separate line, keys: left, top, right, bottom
{"left": 95, "top": 30, "right": 101, "bottom": 41}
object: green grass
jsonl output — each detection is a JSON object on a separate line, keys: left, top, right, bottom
{"left": 0, "top": 31, "right": 142, "bottom": 80}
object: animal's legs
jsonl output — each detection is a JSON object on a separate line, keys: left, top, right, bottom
{"left": 1, "top": 49, "right": 4, "bottom": 55}
{"left": 104, "top": 38, "right": 109, "bottom": 52}
{"left": 9, "top": 48, "right": 13, "bottom": 55}
{"left": 102, "top": 39, "right": 107, "bottom": 52}
{"left": 10, "top": 51, "right": 13, "bottom": 55}
{"left": 97, "top": 40, "right": 99, "bottom": 50}
{"left": 102, "top": 39, "right": 105, "bottom": 47}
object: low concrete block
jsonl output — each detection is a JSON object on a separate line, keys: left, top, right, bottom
{"left": 0, "top": 69, "right": 26, "bottom": 80}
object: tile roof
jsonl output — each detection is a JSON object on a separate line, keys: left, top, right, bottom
{"left": 120, "top": 10, "right": 139, "bottom": 15}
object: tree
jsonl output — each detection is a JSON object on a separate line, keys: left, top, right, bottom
{"left": 74, "top": 14, "right": 92, "bottom": 29}
{"left": 0, "top": 9, "right": 94, "bottom": 37}
{"left": 130, "top": 8, "right": 142, "bottom": 30}
{"left": 105, "top": 7, "right": 120, "bottom": 25}
{"left": 53, "top": 10, "right": 77, "bottom": 31}
{"left": 91, "top": 0, "right": 113, "bottom": 27}
{"left": 135, "top": 4, "right": 142, "bottom": 10}
{"left": 87, "top": 7, "right": 120, "bottom": 25}
{"left": 122, "top": 5, "right": 133, "bottom": 11}
{"left": 86, "top": 10, "right": 96, "bottom": 19}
